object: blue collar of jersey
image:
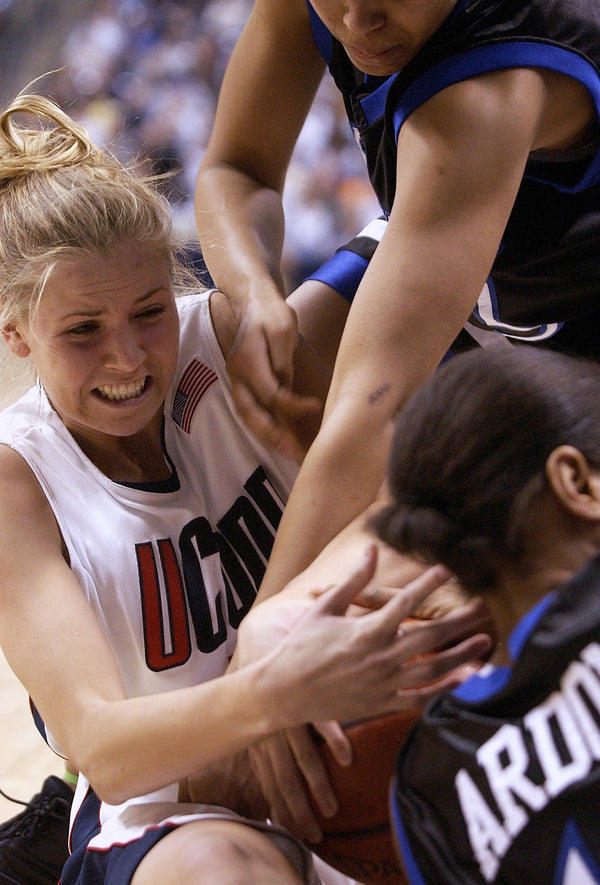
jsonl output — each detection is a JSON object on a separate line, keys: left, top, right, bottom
{"left": 453, "top": 590, "right": 557, "bottom": 703}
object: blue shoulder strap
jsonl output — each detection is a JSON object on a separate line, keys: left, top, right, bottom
{"left": 306, "top": 0, "right": 333, "bottom": 64}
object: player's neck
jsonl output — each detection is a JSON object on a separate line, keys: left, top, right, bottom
{"left": 490, "top": 543, "right": 600, "bottom": 656}
{"left": 71, "top": 411, "right": 171, "bottom": 483}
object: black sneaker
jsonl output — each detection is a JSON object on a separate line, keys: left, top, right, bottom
{"left": 0, "top": 776, "right": 73, "bottom": 885}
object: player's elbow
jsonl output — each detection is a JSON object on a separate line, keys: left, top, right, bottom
{"left": 78, "top": 754, "right": 139, "bottom": 806}
{"left": 68, "top": 724, "right": 144, "bottom": 805}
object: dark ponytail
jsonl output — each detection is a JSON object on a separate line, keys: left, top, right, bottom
{"left": 372, "top": 346, "right": 600, "bottom": 592}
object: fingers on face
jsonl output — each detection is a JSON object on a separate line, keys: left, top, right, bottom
{"left": 395, "top": 632, "right": 493, "bottom": 696}
{"left": 316, "top": 545, "right": 379, "bottom": 615}
{"left": 366, "top": 564, "right": 455, "bottom": 636}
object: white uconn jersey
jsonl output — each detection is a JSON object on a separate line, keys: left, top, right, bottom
{"left": 0, "top": 293, "right": 365, "bottom": 885}
{"left": 0, "top": 290, "right": 298, "bottom": 715}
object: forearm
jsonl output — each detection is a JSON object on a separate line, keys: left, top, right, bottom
{"left": 65, "top": 660, "right": 286, "bottom": 806}
{"left": 195, "top": 163, "right": 287, "bottom": 306}
{"left": 258, "top": 405, "right": 394, "bottom": 599}
{"left": 194, "top": 0, "right": 323, "bottom": 314}
{"left": 257, "top": 273, "right": 457, "bottom": 599}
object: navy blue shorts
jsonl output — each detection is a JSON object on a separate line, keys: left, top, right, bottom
{"left": 60, "top": 787, "right": 321, "bottom": 885}
{"left": 61, "top": 824, "right": 175, "bottom": 885}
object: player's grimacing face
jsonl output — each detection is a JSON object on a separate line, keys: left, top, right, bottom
{"left": 15, "top": 242, "right": 180, "bottom": 442}
{"left": 310, "top": 0, "right": 457, "bottom": 75}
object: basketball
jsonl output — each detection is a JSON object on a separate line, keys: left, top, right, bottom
{"left": 309, "top": 710, "right": 420, "bottom": 885}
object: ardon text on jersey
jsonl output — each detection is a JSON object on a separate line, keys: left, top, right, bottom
{"left": 456, "top": 642, "right": 600, "bottom": 881}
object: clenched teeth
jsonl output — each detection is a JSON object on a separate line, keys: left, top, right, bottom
{"left": 97, "top": 378, "right": 147, "bottom": 401}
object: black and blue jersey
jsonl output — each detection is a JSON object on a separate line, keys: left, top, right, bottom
{"left": 307, "top": 0, "right": 600, "bottom": 357}
{"left": 391, "top": 554, "right": 600, "bottom": 884}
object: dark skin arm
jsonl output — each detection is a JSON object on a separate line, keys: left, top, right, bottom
{"left": 196, "top": 0, "right": 326, "bottom": 460}
{"left": 257, "top": 67, "right": 597, "bottom": 601}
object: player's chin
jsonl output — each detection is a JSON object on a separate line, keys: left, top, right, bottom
{"left": 346, "top": 44, "right": 407, "bottom": 76}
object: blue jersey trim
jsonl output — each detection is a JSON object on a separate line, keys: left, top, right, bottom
{"left": 453, "top": 663, "right": 511, "bottom": 703}
{"left": 508, "top": 590, "right": 557, "bottom": 659}
{"left": 306, "top": 249, "right": 368, "bottom": 302}
{"left": 306, "top": 1, "right": 332, "bottom": 65}
{"left": 392, "top": 42, "right": 600, "bottom": 192}
{"left": 390, "top": 776, "right": 428, "bottom": 885}
{"left": 30, "top": 699, "right": 48, "bottom": 744}
{"left": 454, "top": 591, "right": 558, "bottom": 704}
{"left": 360, "top": 75, "right": 398, "bottom": 125}
{"left": 555, "top": 819, "right": 600, "bottom": 885}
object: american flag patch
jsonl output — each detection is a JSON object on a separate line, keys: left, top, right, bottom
{"left": 172, "top": 359, "right": 218, "bottom": 433}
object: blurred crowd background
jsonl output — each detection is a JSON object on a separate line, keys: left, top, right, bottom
{"left": 0, "top": 0, "right": 379, "bottom": 291}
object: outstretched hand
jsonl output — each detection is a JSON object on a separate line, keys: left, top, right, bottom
{"left": 236, "top": 546, "right": 493, "bottom": 841}
{"left": 262, "top": 547, "right": 492, "bottom": 722}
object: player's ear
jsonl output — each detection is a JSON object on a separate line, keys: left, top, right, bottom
{"left": 545, "top": 445, "right": 600, "bottom": 521}
{"left": 1, "top": 325, "right": 31, "bottom": 358}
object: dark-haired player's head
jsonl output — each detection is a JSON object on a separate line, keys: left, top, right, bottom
{"left": 373, "top": 346, "right": 600, "bottom": 593}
